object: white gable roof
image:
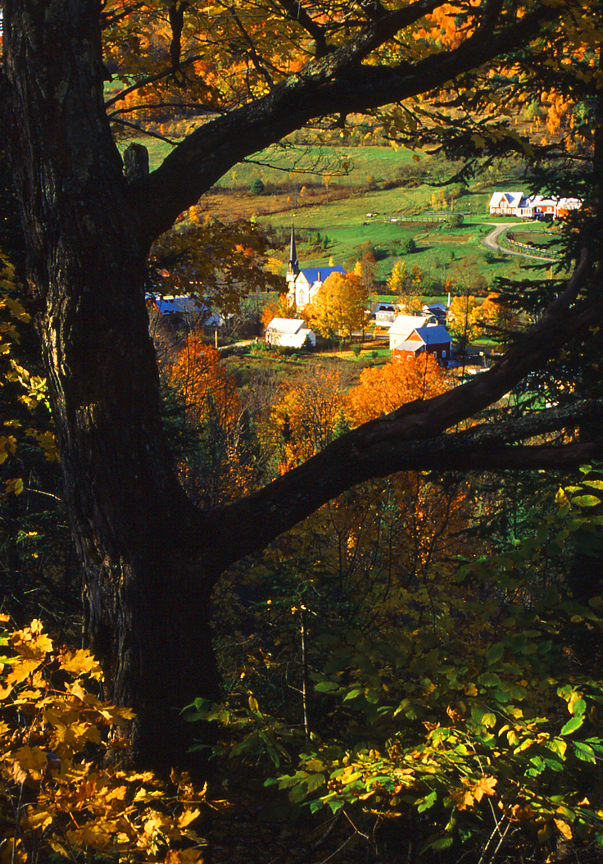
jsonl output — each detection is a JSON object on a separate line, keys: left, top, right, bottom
{"left": 489, "top": 191, "right": 523, "bottom": 208}
{"left": 388, "top": 314, "right": 434, "bottom": 335}
{"left": 266, "top": 318, "right": 307, "bottom": 334}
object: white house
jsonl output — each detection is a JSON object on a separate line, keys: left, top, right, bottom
{"left": 488, "top": 191, "right": 524, "bottom": 216}
{"left": 388, "top": 314, "right": 436, "bottom": 351}
{"left": 265, "top": 318, "right": 316, "bottom": 348}
{"left": 285, "top": 226, "right": 345, "bottom": 309}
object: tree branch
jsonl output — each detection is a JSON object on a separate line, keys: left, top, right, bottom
{"left": 194, "top": 258, "right": 602, "bottom": 575}
{"left": 133, "top": 0, "right": 561, "bottom": 239}
{"left": 201, "top": 400, "right": 603, "bottom": 576}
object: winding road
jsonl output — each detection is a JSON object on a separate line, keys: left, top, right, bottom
{"left": 482, "top": 222, "right": 557, "bottom": 262}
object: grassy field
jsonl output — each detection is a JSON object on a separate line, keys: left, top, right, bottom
{"left": 120, "top": 133, "right": 565, "bottom": 294}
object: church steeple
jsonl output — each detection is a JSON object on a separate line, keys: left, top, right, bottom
{"left": 287, "top": 224, "right": 299, "bottom": 276}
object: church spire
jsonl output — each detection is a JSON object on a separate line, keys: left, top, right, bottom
{"left": 287, "top": 224, "right": 299, "bottom": 276}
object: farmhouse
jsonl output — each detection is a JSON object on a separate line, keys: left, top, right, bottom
{"left": 392, "top": 324, "right": 452, "bottom": 364}
{"left": 489, "top": 192, "right": 582, "bottom": 219}
{"left": 488, "top": 191, "right": 524, "bottom": 216}
{"left": 265, "top": 318, "right": 316, "bottom": 348}
{"left": 285, "top": 226, "right": 345, "bottom": 309}
{"left": 388, "top": 314, "right": 437, "bottom": 351}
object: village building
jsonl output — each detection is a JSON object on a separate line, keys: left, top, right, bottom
{"left": 489, "top": 192, "right": 581, "bottom": 219}
{"left": 374, "top": 303, "right": 397, "bottom": 327}
{"left": 392, "top": 324, "right": 452, "bottom": 364}
{"left": 387, "top": 313, "right": 437, "bottom": 351}
{"left": 488, "top": 191, "right": 524, "bottom": 216}
{"left": 422, "top": 303, "right": 448, "bottom": 325}
{"left": 265, "top": 317, "right": 316, "bottom": 348}
{"left": 286, "top": 226, "right": 345, "bottom": 309}
{"left": 147, "top": 293, "right": 224, "bottom": 327}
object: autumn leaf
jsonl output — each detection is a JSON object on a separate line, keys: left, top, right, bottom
{"left": 61, "top": 649, "right": 101, "bottom": 678}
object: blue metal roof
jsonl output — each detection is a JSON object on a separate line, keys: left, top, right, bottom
{"left": 412, "top": 324, "right": 451, "bottom": 344}
{"left": 298, "top": 266, "right": 345, "bottom": 284}
{"left": 153, "top": 296, "right": 207, "bottom": 315}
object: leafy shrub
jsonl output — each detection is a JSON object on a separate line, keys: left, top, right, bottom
{"left": 250, "top": 178, "right": 265, "bottom": 195}
{"left": 402, "top": 237, "right": 417, "bottom": 254}
{"left": 190, "top": 470, "right": 603, "bottom": 862}
{"left": 449, "top": 213, "right": 464, "bottom": 228}
{"left": 0, "top": 618, "right": 210, "bottom": 864}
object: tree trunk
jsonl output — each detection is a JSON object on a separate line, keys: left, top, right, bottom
{"left": 2, "top": 0, "right": 220, "bottom": 771}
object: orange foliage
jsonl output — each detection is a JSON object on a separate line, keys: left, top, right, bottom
{"left": 348, "top": 356, "right": 447, "bottom": 426}
{"left": 261, "top": 293, "right": 292, "bottom": 330}
{"left": 415, "top": 3, "right": 477, "bottom": 50}
{"left": 271, "top": 365, "right": 349, "bottom": 473}
{"left": 168, "top": 338, "right": 256, "bottom": 505}
{"left": 170, "top": 338, "right": 239, "bottom": 429}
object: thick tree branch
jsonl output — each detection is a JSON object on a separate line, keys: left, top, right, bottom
{"left": 194, "top": 258, "right": 601, "bottom": 575}
{"left": 201, "top": 402, "right": 603, "bottom": 577}
{"left": 134, "top": 0, "right": 560, "bottom": 239}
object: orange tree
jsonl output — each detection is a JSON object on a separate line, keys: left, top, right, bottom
{"left": 1, "top": 0, "right": 603, "bottom": 770}
{"left": 166, "top": 338, "right": 258, "bottom": 508}
{"left": 348, "top": 354, "right": 447, "bottom": 424}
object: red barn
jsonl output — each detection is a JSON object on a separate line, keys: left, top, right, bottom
{"left": 392, "top": 325, "right": 452, "bottom": 364}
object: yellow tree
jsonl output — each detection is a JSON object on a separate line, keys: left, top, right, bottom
{"left": 447, "top": 294, "right": 483, "bottom": 351}
{"left": 387, "top": 261, "right": 424, "bottom": 313}
{"left": 271, "top": 364, "right": 349, "bottom": 473}
{"left": 305, "top": 272, "right": 369, "bottom": 340}
{"left": 478, "top": 292, "right": 520, "bottom": 344}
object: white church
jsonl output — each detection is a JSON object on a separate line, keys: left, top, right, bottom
{"left": 285, "top": 226, "right": 345, "bottom": 309}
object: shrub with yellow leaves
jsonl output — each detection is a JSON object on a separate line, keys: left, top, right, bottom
{"left": 0, "top": 616, "right": 210, "bottom": 864}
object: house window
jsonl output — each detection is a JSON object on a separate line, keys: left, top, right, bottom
{"left": 298, "top": 289, "right": 306, "bottom": 306}
{"left": 442, "top": 350, "right": 446, "bottom": 359}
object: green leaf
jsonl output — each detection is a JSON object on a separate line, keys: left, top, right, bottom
{"left": 572, "top": 495, "right": 602, "bottom": 507}
{"left": 417, "top": 790, "right": 437, "bottom": 813}
{"left": 477, "top": 672, "right": 501, "bottom": 687}
{"left": 430, "top": 836, "right": 454, "bottom": 852}
{"left": 314, "top": 681, "right": 339, "bottom": 693}
{"left": 343, "top": 688, "right": 364, "bottom": 702}
{"left": 560, "top": 716, "right": 583, "bottom": 736}
{"left": 487, "top": 642, "right": 504, "bottom": 665}
{"left": 573, "top": 742, "right": 596, "bottom": 763}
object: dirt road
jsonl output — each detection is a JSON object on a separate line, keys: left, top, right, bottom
{"left": 482, "top": 223, "right": 557, "bottom": 262}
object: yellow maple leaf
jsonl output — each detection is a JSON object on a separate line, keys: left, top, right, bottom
{"left": 449, "top": 785, "right": 474, "bottom": 810}
{"left": 61, "top": 649, "right": 100, "bottom": 678}
{"left": 177, "top": 808, "right": 201, "bottom": 829}
{"left": 554, "top": 818, "right": 572, "bottom": 840}
{"left": 472, "top": 775, "right": 497, "bottom": 803}
{"left": 22, "top": 808, "right": 53, "bottom": 831}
